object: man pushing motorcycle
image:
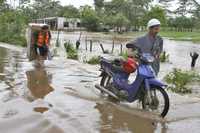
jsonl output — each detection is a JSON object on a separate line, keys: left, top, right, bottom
{"left": 95, "top": 18, "right": 169, "bottom": 118}
{"left": 126, "top": 18, "right": 163, "bottom": 76}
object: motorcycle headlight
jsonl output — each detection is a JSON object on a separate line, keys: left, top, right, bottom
{"left": 147, "top": 56, "right": 155, "bottom": 63}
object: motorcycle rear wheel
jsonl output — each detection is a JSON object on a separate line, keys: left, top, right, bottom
{"left": 100, "top": 72, "right": 111, "bottom": 87}
{"left": 100, "top": 72, "right": 120, "bottom": 102}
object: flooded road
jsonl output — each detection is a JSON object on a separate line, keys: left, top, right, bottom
{"left": 0, "top": 32, "right": 200, "bottom": 133}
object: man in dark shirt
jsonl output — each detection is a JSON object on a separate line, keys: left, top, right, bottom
{"left": 126, "top": 19, "right": 163, "bottom": 75}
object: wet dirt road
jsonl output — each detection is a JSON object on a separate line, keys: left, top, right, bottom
{"left": 0, "top": 35, "right": 200, "bottom": 133}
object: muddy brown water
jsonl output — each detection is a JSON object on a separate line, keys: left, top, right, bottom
{"left": 0, "top": 32, "right": 200, "bottom": 133}
{"left": 0, "top": 45, "right": 162, "bottom": 133}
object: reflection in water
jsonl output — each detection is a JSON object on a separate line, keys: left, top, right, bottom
{"left": 95, "top": 102, "right": 157, "bottom": 133}
{"left": 26, "top": 68, "right": 54, "bottom": 100}
{"left": 33, "top": 107, "right": 49, "bottom": 113}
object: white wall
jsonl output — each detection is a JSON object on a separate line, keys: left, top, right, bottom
{"left": 57, "top": 18, "right": 66, "bottom": 30}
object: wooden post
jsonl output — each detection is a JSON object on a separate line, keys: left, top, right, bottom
{"left": 56, "top": 30, "right": 60, "bottom": 47}
{"left": 100, "top": 43, "right": 105, "bottom": 53}
{"left": 111, "top": 39, "right": 115, "bottom": 53}
{"left": 85, "top": 37, "right": 88, "bottom": 51}
{"left": 76, "top": 32, "right": 82, "bottom": 50}
{"left": 90, "top": 40, "right": 93, "bottom": 52}
{"left": 76, "top": 40, "right": 80, "bottom": 50}
{"left": 120, "top": 44, "right": 123, "bottom": 55}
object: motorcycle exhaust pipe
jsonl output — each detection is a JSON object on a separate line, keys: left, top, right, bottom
{"left": 95, "top": 84, "right": 119, "bottom": 100}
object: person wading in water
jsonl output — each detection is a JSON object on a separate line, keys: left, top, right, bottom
{"left": 32, "top": 25, "right": 51, "bottom": 66}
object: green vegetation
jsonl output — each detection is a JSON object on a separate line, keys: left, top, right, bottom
{"left": 80, "top": 6, "right": 100, "bottom": 31}
{"left": 105, "top": 13, "right": 130, "bottom": 33}
{"left": 164, "top": 69, "right": 200, "bottom": 94}
{"left": 64, "top": 42, "right": 78, "bottom": 60}
{"left": 0, "top": 0, "right": 200, "bottom": 46}
{"left": 86, "top": 56, "right": 100, "bottom": 65}
{"left": 119, "top": 51, "right": 128, "bottom": 60}
{"left": 167, "top": 17, "right": 194, "bottom": 32}
{"left": 58, "top": 5, "right": 80, "bottom": 18}
{"left": 143, "top": 6, "right": 167, "bottom": 27}
{"left": 105, "top": 31, "right": 200, "bottom": 43}
{"left": 160, "top": 51, "right": 169, "bottom": 63}
{"left": 0, "top": 10, "right": 27, "bottom": 46}
{"left": 160, "top": 31, "right": 200, "bottom": 43}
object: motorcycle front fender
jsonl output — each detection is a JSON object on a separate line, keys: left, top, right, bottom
{"left": 148, "top": 78, "right": 167, "bottom": 88}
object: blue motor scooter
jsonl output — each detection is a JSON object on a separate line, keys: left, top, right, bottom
{"left": 95, "top": 53, "right": 169, "bottom": 117}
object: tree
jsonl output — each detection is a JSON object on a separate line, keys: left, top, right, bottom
{"left": 167, "top": 16, "right": 194, "bottom": 31}
{"left": 31, "top": 0, "right": 62, "bottom": 18}
{"left": 0, "top": 10, "right": 27, "bottom": 46}
{"left": 159, "top": 0, "right": 200, "bottom": 29}
{"left": 0, "top": 0, "right": 5, "bottom": 4}
{"left": 58, "top": 5, "right": 80, "bottom": 18}
{"left": 143, "top": 6, "right": 167, "bottom": 27}
{"left": 0, "top": 0, "right": 9, "bottom": 13}
{"left": 94, "top": 0, "right": 104, "bottom": 11}
{"left": 107, "top": 13, "right": 130, "bottom": 33}
{"left": 159, "top": 0, "right": 200, "bottom": 16}
{"left": 80, "top": 6, "right": 100, "bottom": 31}
{"left": 103, "top": 0, "right": 153, "bottom": 29}
{"left": 94, "top": 0, "right": 104, "bottom": 18}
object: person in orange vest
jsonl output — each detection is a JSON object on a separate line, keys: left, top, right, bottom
{"left": 33, "top": 25, "right": 51, "bottom": 60}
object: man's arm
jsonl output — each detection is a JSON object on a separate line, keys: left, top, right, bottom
{"left": 126, "top": 39, "right": 141, "bottom": 58}
{"left": 48, "top": 31, "right": 51, "bottom": 46}
{"left": 126, "top": 39, "right": 140, "bottom": 50}
{"left": 48, "top": 31, "right": 52, "bottom": 39}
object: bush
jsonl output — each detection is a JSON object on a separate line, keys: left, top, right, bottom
{"left": 64, "top": 42, "right": 78, "bottom": 60}
{"left": 87, "top": 56, "right": 100, "bottom": 65}
{"left": 0, "top": 11, "right": 28, "bottom": 46}
{"left": 164, "top": 68, "right": 200, "bottom": 94}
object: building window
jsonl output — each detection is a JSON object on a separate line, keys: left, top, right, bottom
{"left": 64, "top": 22, "right": 69, "bottom": 27}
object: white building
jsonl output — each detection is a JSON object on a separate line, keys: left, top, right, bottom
{"left": 34, "top": 17, "right": 84, "bottom": 31}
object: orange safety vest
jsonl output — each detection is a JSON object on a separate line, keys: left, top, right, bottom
{"left": 37, "top": 31, "right": 50, "bottom": 47}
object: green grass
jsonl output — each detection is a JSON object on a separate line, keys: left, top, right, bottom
{"left": 160, "top": 31, "right": 200, "bottom": 43}
{"left": 101, "top": 30, "right": 200, "bottom": 43}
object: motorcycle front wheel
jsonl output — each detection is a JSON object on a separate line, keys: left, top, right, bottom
{"left": 142, "top": 86, "right": 169, "bottom": 118}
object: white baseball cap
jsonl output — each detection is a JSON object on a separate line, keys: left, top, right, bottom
{"left": 147, "top": 18, "right": 161, "bottom": 28}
